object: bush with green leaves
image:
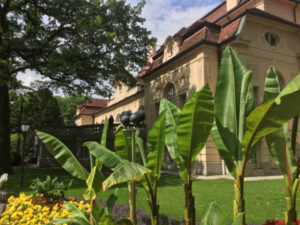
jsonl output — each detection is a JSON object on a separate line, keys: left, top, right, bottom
{"left": 30, "top": 176, "right": 72, "bottom": 204}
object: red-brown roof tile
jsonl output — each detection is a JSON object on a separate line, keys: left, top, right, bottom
{"left": 79, "top": 98, "right": 108, "bottom": 108}
{"left": 202, "top": 2, "right": 227, "bottom": 22}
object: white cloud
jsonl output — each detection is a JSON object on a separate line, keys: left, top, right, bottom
{"left": 130, "top": 0, "right": 221, "bottom": 46}
{"left": 17, "top": 70, "right": 41, "bottom": 87}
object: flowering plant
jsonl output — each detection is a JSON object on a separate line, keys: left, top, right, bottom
{"left": 30, "top": 175, "right": 72, "bottom": 205}
{"left": 0, "top": 193, "right": 90, "bottom": 225}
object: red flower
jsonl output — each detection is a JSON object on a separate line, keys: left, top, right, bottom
{"left": 42, "top": 200, "right": 47, "bottom": 204}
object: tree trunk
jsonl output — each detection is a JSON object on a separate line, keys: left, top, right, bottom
{"left": 184, "top": 176, "right": 195, "bottom": 225}
{"left": 233, "top": 175, "right": 245, "bottom": 225}
{"left": 0, "top": 84, "right": 13, "bottom": 174}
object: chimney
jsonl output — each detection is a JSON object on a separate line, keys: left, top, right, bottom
{"left": 148, "top": 41, "right": 156, "bottom": 63}
{"left": 227, "top": 0, "right": 239, "bottom": 12}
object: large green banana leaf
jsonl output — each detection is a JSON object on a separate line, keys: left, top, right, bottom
{"left": 211, "top": 123, "right": 235, "bottom": 177}
{"left": 200, "top": 201, "right": 227, "bottom": 225}
{"left": 135, "top": 130, "right": 147, "bottom": 166}
{"left": 36, "top": 131, "right": 89, "bottom": 181}
{"left": 177, "top": 84, "right": 214, "bottom": 170}
{"left": 146, "top": 112, "right": 166, "bottom": 178}
{"left": 51, "top": 202, "right": 90, "bottom": 225}
{"left": 83, "top": 160, "right": 105, "bottom": 201}
{"left": 84, "top": 141, "right": 123, "bottom": 168}
{"left": 214, "top": 46, "right": 254, "bottom": 165}
{"left": 115, "top": 126, "right": 132, "bottom": 161}
{"left": 91, "top": 117, "right": 109, "bottom": 170}
{"left": 159, "top": 98, "right": 186, "bottom": 179}
{"left": 242, "top": 73, "right": 300, "bottom": 158}
{"left": 103, "top": 161, "right": 152, "bottom": 191}
{"left": 264, "top": 66, "right": 297, "bottom": 176}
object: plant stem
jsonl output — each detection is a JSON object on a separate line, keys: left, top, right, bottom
{"left": 285, "top": 176, "right": 298, "bottom": 225}
{"left": 144, "top": 174, "right": 159, "bottom": 225}
{"left": 184, "top": 174, "right": 195, "bottom": 225}
{"left": 90, "top": 199, "right": 94, "bottom": 225}
{"left": 233, "top": 174, "right": 245, "bottom": 225}
{"left": 129, "top": 182, "right": 137, "bottom": 225}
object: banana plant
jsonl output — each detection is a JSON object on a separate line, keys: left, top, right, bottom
{"left": 94, "top": 112, "right": 166, "bottom": 225}
{"left": 159, "top": 84, "right": 214, "bottom": 225}
{"left": 264, "top": 66, "right": 300, "bottom": 225}
{"left": 114, "top": 125, "right": 142, "bottom": 225}
{"left": 35, "top": 127, "right": 137, "bottom": 225}
{"left": 211, "top": 46, "right": 300, "bottom": 225}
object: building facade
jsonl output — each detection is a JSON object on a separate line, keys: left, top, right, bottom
{"left": 74, "top": 0, "right": 300, "bottom": 176}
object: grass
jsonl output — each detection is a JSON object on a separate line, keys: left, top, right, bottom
{"left": 2, "top": 166, "right": 295, "bottom": 224}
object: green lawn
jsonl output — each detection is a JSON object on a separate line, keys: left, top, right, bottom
{"left": 2, "top": 166, "right": 292, "bottom": 224}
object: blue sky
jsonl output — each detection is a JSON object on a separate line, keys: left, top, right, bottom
{"left": 18, "top": 0, "right": 222, "bottom": 88}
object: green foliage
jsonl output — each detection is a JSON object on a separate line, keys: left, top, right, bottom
{"left": 83, "top": 161, "right": 105, "bottom": 201}
{"left": 36, "top": 130, "right": 134, "bottom": 225}
{"left": 84, "top": 142, "right": 123, "bottom": 168}
{"left": 115, "top": 126, "right": 134, "bottom": 161}
{"left": 52, "top": 201, "right": 91, "bottom": 225}
{"left": 212, "top": 46, "right": 300, "bottom": 224}
{"left": 101, "top": 112, "right": 167, "bottom": 225}
{"left": 35, "top": 131, "right": 89, "bottom": 181}
{"left": 146, "top": 112, "right": 166, "bottom": 179}
{"left": 30, "top": 175, "right": 72, "bottom": 201}
{"left": 103, "top": 162, "right": 152, "bottom": 191}
{"left": 264, "top": 67, "right": 300, "bottom": 224}
{"left": 56, "top": 95, "right": 89, "bottom": 126}
{"left": 200, "top": 201, "right": 227, "bottom": 225}
{"left": 10, "top": 89, "right": 64, "bottom": 131}
{"left": 159, "top": 85, "right": 214, "bottom": 225}
{"left": 177, "top": 84, "right": 214, "bottom": 172}
{"left": 1, "top": 0, "right": 154, "bottom": 174}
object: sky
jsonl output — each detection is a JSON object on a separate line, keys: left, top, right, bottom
{"left": 17, "top": 0, "right": 221, "bottom": 90}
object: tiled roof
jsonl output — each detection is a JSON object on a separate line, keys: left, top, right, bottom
{"left": 80, "top": 108, "right": 101, "bottom": 115}
{"left": 79, "top": 98, "right": 108, "bottom": 108}
{"left": 140, "top": 7, "right": 299, "bottom": 78}
{"left": 139, "top": 17, "right": 242, "bottom": 77}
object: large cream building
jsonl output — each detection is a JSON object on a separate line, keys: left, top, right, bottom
{"left": 74, "top": 0, "right": 300, "bottom": 176}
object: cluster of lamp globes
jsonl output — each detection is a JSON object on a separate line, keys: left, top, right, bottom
{"left": 120, "top": 110, "right": 145, "bottom": 127}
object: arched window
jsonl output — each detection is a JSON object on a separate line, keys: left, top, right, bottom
{"left": 164, "top": 83, "right": 175, "bottom": 103}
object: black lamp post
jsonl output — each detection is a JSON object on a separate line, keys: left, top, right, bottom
{"left": 20, "top": 121, "right": 30, "bottom": 189}
{"left": 120, "top": 109, "right": 145, "bottom": 225}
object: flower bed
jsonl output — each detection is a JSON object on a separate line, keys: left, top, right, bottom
{"left": 0, "top": 193, "right": 90, "bottom": 225}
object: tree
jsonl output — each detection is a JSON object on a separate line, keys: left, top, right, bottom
{"left": 0, "top": 0, "right": 153, "bottom": 174}
{"left": 10, "top": 89, "right": 64, "bottom": 131}
{"left": 56, "top": 95, "right": 89, "bottom": 126}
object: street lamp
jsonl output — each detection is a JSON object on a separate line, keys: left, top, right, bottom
{"left": 20, "top": 121, "right": 30, "bottom": 189}
{"left": 120, "top": 109, "right": 145, "bottom": 225}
